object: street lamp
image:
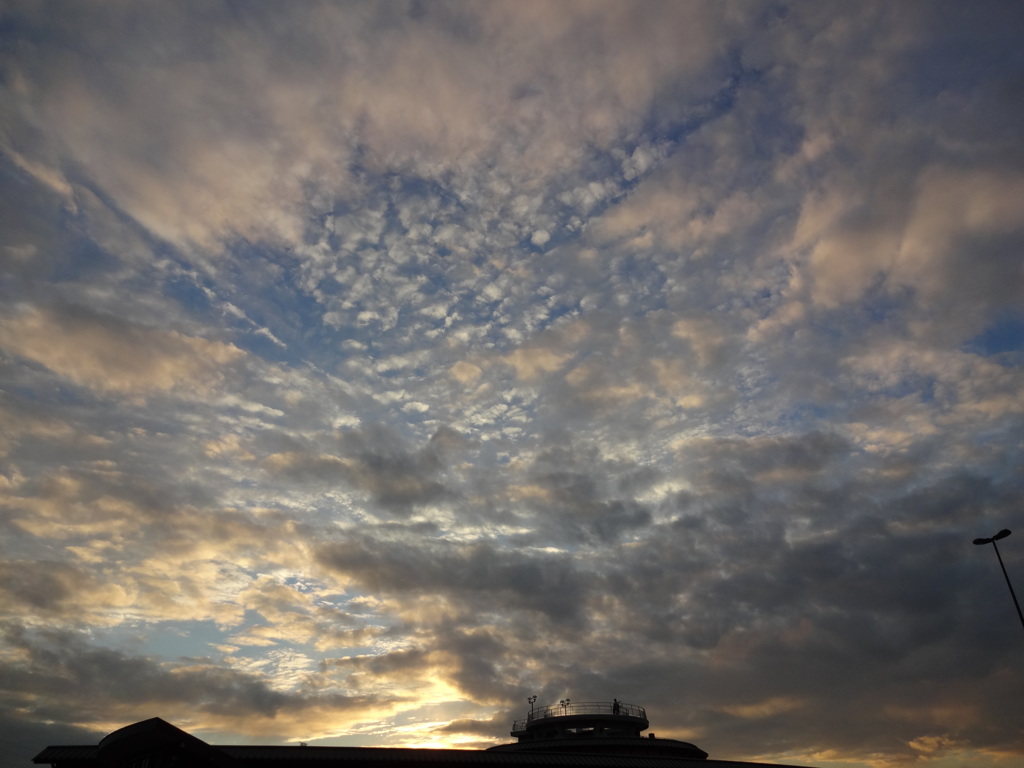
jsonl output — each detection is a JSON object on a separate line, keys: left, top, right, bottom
{"left": 973, "top": 528, "right": 1024, "bottom": 632}
{"left": 528, "top": 695, "right": 537, "bottom": 720}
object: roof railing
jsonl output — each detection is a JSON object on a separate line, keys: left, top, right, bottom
{"left": 513, "top": 701, "right": 647, "bottom": 732}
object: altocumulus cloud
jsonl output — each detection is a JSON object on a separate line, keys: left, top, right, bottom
{"left": 1, "top": 2, "right": 1023, "bottom": 767}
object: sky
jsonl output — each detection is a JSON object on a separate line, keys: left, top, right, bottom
{"left": 1, "top": 1, "right": 1023, "bottom": 767}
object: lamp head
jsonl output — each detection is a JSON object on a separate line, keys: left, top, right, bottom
{"left": 993, "top": 529, "right": 1011, "bottom": 540}
{"left": 974, "top": 537, "right": 991, "bottom": 545}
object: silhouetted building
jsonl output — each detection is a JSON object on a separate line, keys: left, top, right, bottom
{"left": 34, "top": 701, "right": 817, "bottom": 768}
{"left": 490, "top": 699, "right": 708, "bottom": 759}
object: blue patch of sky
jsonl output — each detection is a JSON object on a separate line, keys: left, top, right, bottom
{"left": 0, "top": 10, "right": 29, "bottom": 51}
{"left": 640, "top": 65, "right": 744, "bottom": 148}
{"left": 1, "top": 176, "right": 126, "bottom": 292}
{"left": 903, "top": 5, "right": 1024, "bottom": 100}
{"left": 50, "top": 230, "right": 120, "bottom": 286}
{"left": 965, "top": 311, "right": 1024, "bottom": 361}
{"left": 164, "top": 272, "right": 216, "bottom": 317}
{"left": 283, "top": 575, "right": 322, "bottom": 594}
{"left": 234, "top": 325, "right": 290, "bottom": 361}
{"left": 89, "top": 619, "right": 233, "bottom": 661}
{"left": 774, "top": 401, "right": 836, "bottom": 431}
{"left": 215, "top": 261, "right": 335, "bottom": 365}
{"left": 216, "top": 249, "right": 315, "bottom": 355}
{"left": 789, "top": 281, "right": 911, "bottom": 361}
{"left": 851, "top": 280, "right": 913, "bottom": 329}
{"left": 609, "top": 253, "right": 670, "bottom": 312}
{"left": 229, "top": 610, "right": 278, "bottom": 643}
{"left": 392, "top": 173, "right": 467, "bottom": 215}
{"left": 894, "top": 374, "right": 937, "bottom": 405}
{"left": 543, "top": 298, "right": 583, "bottom": 328}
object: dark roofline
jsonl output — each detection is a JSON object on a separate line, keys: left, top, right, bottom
{"left": 32, "top": 745, "right": 98, "bottom": 762}
{"left": 34, "top": 718, "right": 818, "bottom": 768}
{"left": 36, "top": 743, "right": 816, "bottom": 768}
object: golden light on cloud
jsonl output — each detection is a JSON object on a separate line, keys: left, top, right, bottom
{"left": 0, "top": 306, "right": 244, "bottom": 394}
{"left": 718, "top": 697, "right": 806, "bottom": 719}
{"left": 502, "top": 347, "right": 570, "bottom": 381}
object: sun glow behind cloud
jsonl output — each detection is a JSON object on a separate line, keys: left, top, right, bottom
{"left": 1, "top": 1, "right": 1023, "bottom": 767}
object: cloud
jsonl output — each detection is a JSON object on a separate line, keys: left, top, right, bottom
{"left": 0, "top": 304, "right": 244, "bottom": 395}
{"left": 0, "top": 622, "right": 392, "bottom": 743}
{"left": 263, "top": 425, "right": 462, "bottom": 515}
{"left": 316, "top": 535, "right": 588, "bottom": 625}
{"left": 2, "top": 624, "right": 294, "bottom": 718}
{"left": 1, "top": 1, "right": 731, "bottom": 257}
{"left": 1, "top": 2, "right": 1023, "bottom": 767}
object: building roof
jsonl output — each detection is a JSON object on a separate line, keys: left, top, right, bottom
{"left": 34, "top": 716, "right": 818, "bottom": 768}
{"left": 35, "top": 743, "right": 814, "bottom": 768}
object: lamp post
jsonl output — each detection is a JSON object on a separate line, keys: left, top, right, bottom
{"left": 973, "top": 528, "right": 1024, "bottom": 632}
{"left": 528, "top": 695, "right": 537, "bottom": 720}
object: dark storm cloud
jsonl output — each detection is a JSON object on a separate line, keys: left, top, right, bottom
{"left": 679, "top": 535, "right": 1024, "bottom": 760}
{"left": 435, "top": 714, "right": 509, "bottom": 737}
{"left": 432, "top": 626, "right": 512, "bottom": 702}
{"left": 336, "top": 425, "right": 462, "bottom": 508}
{"left": 264, "top": 425, "right": 468, "bottom": 514}
{"left": 317, "top": 535, "right": 587, "bottom": 625}
{"left": 325, "top": 625, "right": 515, "bottom": 706}
{"left": 0, "top": 624, "right": 295, "bottom": 719}
{"left": 590, "top": 474, "right": 1023, "bottom": 760}
{"left": 0, "top": 560, "right": 97, "bottom": 612}
{"left": 507, "top": 529, "right": 1023, "bottom": 762}
{"left": 686, "top": 432, "right": 851, "bottom": 481}
{"left": 513, "top": 438, "right": 655, "bottom": 545}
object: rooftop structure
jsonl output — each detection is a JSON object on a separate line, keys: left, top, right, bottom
{"left": 512, "top": 700, "right": 650, "bottom": 738}
{"left": 489, "top": 699, "right": 707, "bottom": 760}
